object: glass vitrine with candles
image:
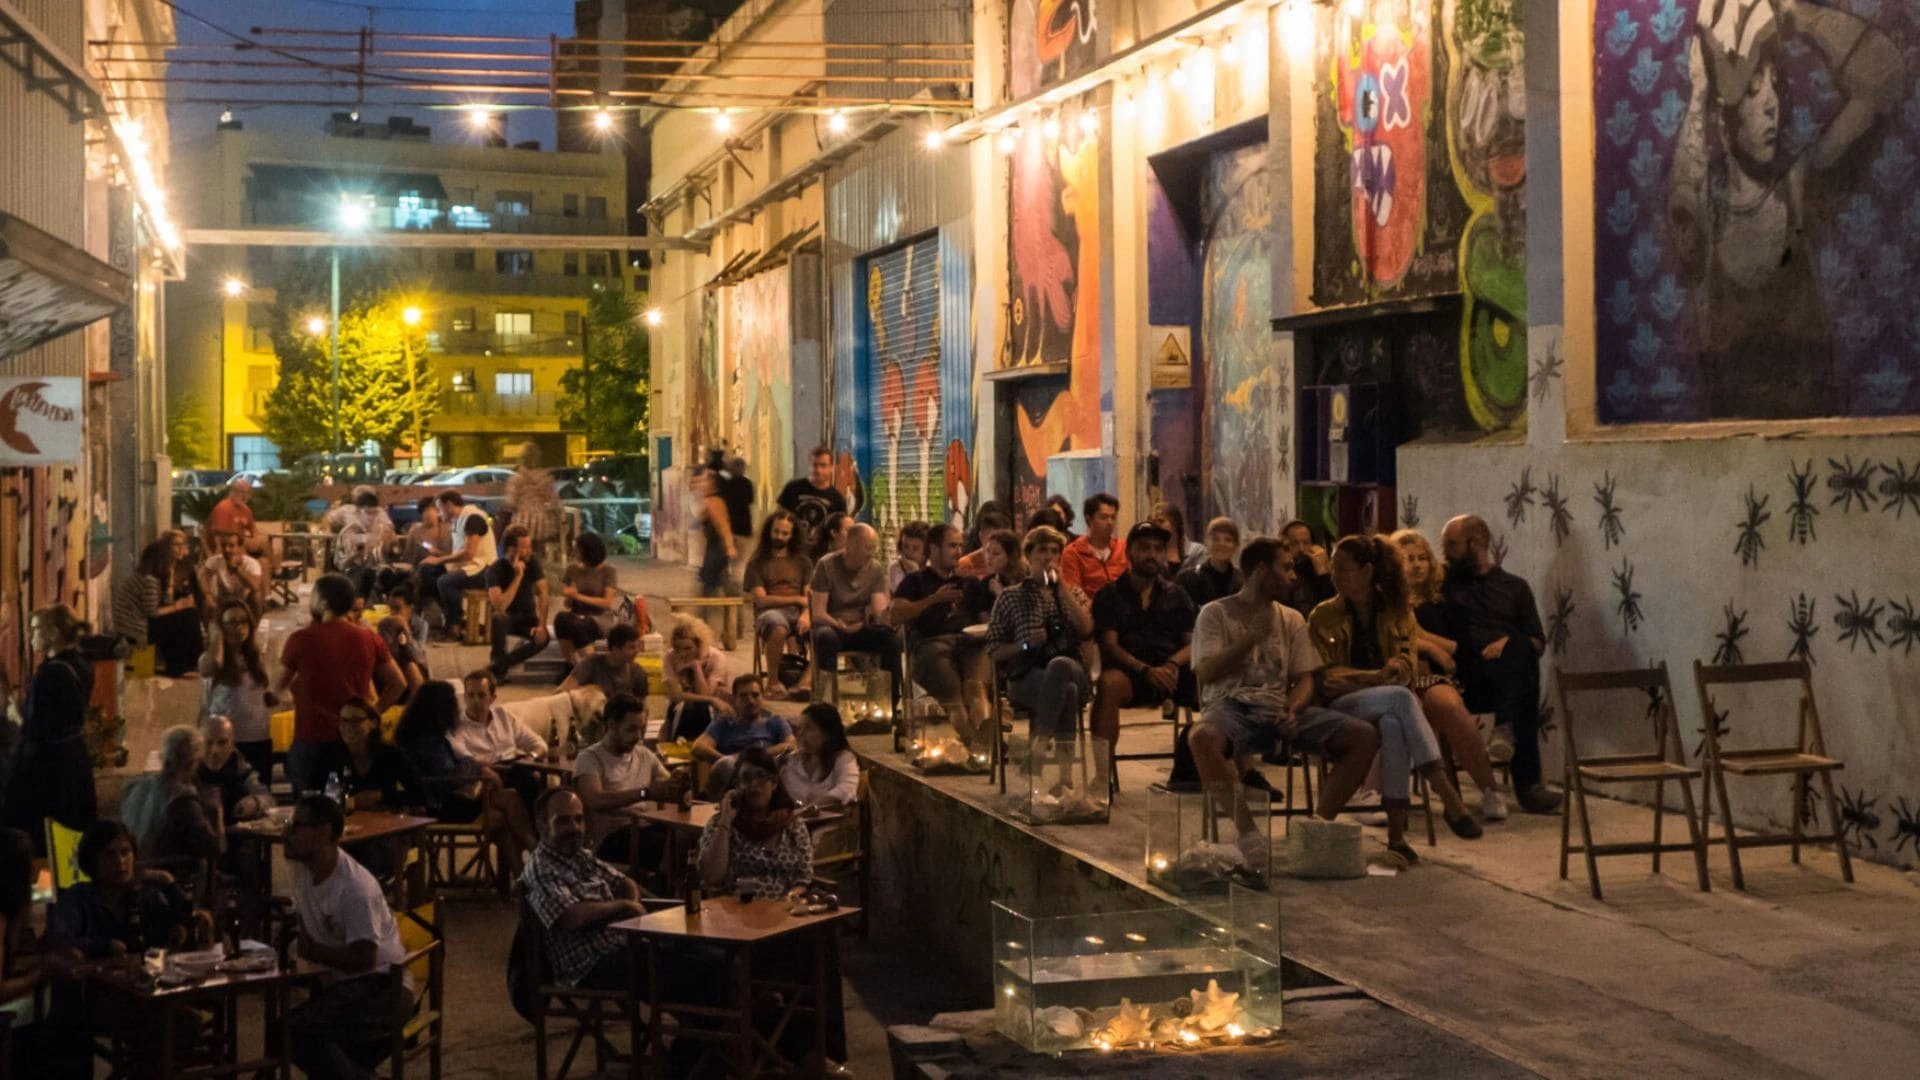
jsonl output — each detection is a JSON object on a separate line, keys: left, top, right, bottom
{"left": 993, "top": 884, "right": 1282, "bottom": 1053}
{"left": 1145, "top": 783, "right": 1272, "bottom": 895}
{"left": 905, "top": 704, "right": 990, "bottom": 775}
{"left": 829, "top": 653, "right": 895, "bottom": 738}
{"left": 1001, "top": 728, "right": 1110, "bottom": 824}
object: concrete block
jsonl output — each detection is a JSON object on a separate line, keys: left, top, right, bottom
{"left": 1288, "top": 818, "right": 1365, "bottom": 879}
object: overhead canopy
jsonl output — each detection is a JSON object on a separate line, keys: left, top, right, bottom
{"left": 0, "top": 213, "right": 131, "bottom": 360}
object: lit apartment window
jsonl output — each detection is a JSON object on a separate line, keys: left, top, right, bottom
{"left": 495, "top": 371, "right": 533, "bottom": 396}
{"left": 451, "top": 369, "right": 476, "bottom": 392}
{"left": 449, "top": 205, "right": 491, "bottom": 229}
{"left": 494, "top": 191, "right": 533, "bottom": 216}
{"left": 495, "top": 250, "right": 534, "bottom": 275}
{"left": 494, "top": 311, "right": 532, "bottom": 336}
{"left": 450, "top": 308, "right": 476, "bottom": 332}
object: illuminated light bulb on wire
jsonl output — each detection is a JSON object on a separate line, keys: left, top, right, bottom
{"left": 1219, "top": 34, "right": 1238, "bottom": 66}
{"left": 1117, "top": 96, "right": 1137, "bottom": 121}
{"left": 467, "top": 107, "right": 493, "bottom": 131}
{"left": 713, "top": 110, "right": 734, "bottom": 133}
{"left": 997, "top": 129, "right": 1017, "bottom": 155}
{"left": 592, "top": 108, "right": 615, "bottom": 133}
{"left": 1078, "top": 110, "right": 1098, "bottom": 134}
{"left": 222, "top": 278, "right": 245, "bottom": 298}
{"left": 1169, "top": 61, "right": 1188, "bottom": 90}
{"left": 644, "top": 308, "right": 664, "bottom": 328}
{"left": 923, "top": 127, "right": 945, "bottom": 150}
{"left": 1042, "top": 115, "right": 1061, "bottom": 140}
{"left": 827, "top": 110, "right": 848, "bottom": 135}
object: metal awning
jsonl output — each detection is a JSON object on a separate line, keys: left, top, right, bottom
{"left": 0, "top": 212, "right": 131, "bottom": 360}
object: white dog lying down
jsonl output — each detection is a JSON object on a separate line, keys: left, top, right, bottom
{"left": 482, "top": 684, "right": 609, "bottom": 747}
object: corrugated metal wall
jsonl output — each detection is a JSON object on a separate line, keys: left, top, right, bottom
{"left": 821, "top": 0, "right": 970, "bottom": 103}
{"left": 0, "top": 0, "right": 90, "bottom": 379}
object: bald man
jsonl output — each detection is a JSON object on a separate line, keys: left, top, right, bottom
{"left": 809, "top": 522, "right": 901, "bottom": 692}
{"left": 1440, "top": 515, "right": 1559, "bottom": 814}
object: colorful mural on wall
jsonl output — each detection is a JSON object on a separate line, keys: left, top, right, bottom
{"left": 1008, "top": 0, "right": 1105, "bottom": 99}
{"left": 1593, "top": 0, "right": 1919, "bottom": 422}
{"left": 1203, "top": 141, "right": 1281, "bottom": 533}
{"left": 725, "top": 268, "right": 792, "bottom": 521}
{"left": 1006, "top": 93, "right": 1104, "bottom": 490}
{"left": 1310, "top": 0, "right": 1520, "bottom": 435}
{"left": 689, "top": 291, "right": 720, "bottom": 458}
{"left": 862, "top": 238, "right": 944, "bottom": 539}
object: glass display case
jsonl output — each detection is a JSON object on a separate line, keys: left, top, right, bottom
{"left": 1001, "top": 730, "right": 1110, "bottom": 824}
{"left": 905, "top": 704, "right": 990, "bottom": 775}
{"left": 826, "top": 653, "right": 895, "bottom": 738}
{"left": 1145, "top": 783, "right": 1272, "bottom": 895}
{"left": 993, "top": 885, "right": 1282, "bottom": 1053}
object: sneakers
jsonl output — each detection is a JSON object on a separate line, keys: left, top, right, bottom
{"left": 1515, "top": 783, "right": 1564, "bottom": 815}
{"left": 1487, "top": 724, "right": 1515, "bottom": 765}
{"left": 1347, "top": 787, "right": 1389, "bottom": 827}
{"left": 1480, "top": 787, "right": 1509, "bottom": 822}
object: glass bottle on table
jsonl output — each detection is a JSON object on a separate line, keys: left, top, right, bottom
{"left": 684, "top": 853, "right": 702, "bottom": 919}
{"left": 546, "top": 717, "right": 560, "bottom": 764}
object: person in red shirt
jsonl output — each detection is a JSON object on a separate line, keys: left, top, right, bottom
{"left": 274, "top": 574, "right": 406, "bottom": 796}
{"left": 207, "top": 477, "right": 260, "bottom": 555}
{"left": 1059, "top": 493, "right": 1129, "bottom": 595}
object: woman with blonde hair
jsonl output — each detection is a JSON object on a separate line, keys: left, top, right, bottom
{"left": 2, "top": 605, "right": 96, "bottom": 848}
{"left": 1391, "top": 528, "right": 1506, "bottom": 821}
{"left": 664, "top": 614, "right": 731, "bottom": 742}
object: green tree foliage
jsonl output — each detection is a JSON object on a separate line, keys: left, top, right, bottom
{"left": 560, "top": 289, "right": 650, "bottom": 457}
{"left": 261, "top": 252, "right": 436, "bottom": 462}
{"left": 166, "top": 391, "right": 214, "bottom": 468}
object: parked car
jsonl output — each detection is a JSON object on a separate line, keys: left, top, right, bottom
{"left": 170, "top": 468, "right": 233, "bottom": 490}
{"left": 230, "top": 468, "right": 288, "bottom": 486}
{"left": 295, "top": 453, "right": 384, "bottom": 485}
{"left": 423, "top": 467, "right": 514, "bottom": 487}
{"left": 582, "top": 453, "right": 650, "bottom": 497}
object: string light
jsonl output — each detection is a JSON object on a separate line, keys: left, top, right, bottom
{"left": 1078, "top": 110, "right": 1098, "bottom": 134}
{"left": 592, "top": 108, "right": 615, "bottom": 133}
{"left": 923, "top": 127, "right": 945, "bottom": 150}
{"left": 997, "top": 129, "right": 1017, "bottom": 155}
{"left": 466, "top": 106, "right": 493, "bottom": 131}
{"left": 1117, "top": 95, "right": 1137, "bottom": 121}
{"left": 644, "top": 308, "right": 664, "bottom": 327}
{"left": 222, "top": 278, "right": 245, "bottom": 298}
{"left": 110, "top": 118, "right": 181, "bottom": 256}
{"left": 713, "top": 110, "right": 734, "bottom": 133}
{"left": 827, "top": 110, "right": 848, "bottom": 135}
{"left": 1042, "top": 114, "right": 1061, "bottom": 140}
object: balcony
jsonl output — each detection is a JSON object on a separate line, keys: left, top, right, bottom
{"left": 242, "top": 200, "right": 625, "bottom": 237}
{"left": 469, "top": 211, "right": 624, "bottom": 237}
{"left": 434, "top": 270, "right": 623, "bottom": 298}
{"left": 440, "top": 390, "right": 560, "bottom": 419}
{"left": 431, "top": 330, "right": 582, "bottom": 357}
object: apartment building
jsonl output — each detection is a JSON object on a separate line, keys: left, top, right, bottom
{"left": 166, "top": 115, "right": 631, "bottom": 469}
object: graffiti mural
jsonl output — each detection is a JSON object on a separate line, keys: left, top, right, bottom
{"left": 861, "top": 237, "right": 944, "bottom": 542}
{"left": 1008, "top": 0, "right": 1105, "bottom": 99}
{"left": 1202, "top": 141, "right": 1280, "bottom": 533}
{"left": 1444, "top": 0, "right": 1527, "bottom": 430}
{"left": 689, "top": 291, "right": 720, "bottom": 458}
{"left": 1594, "top": 0, "right": 1919, "bottom": 422}
{"left": 726, "top": 269, "right": 792, "bottom": 521}
{"left": 1006, "top": 93, "right": 1104, "bottom": 486}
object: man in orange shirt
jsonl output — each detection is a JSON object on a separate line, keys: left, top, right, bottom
{"left": 1059, "top": 493, "right": 1129, "bottom": 595}
{"left": 207, "top": 477, "right": 260, "bottom": 555}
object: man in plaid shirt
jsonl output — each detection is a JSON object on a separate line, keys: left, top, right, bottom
{"left": 522, "top": 789, "right": 649, "bottom": 988}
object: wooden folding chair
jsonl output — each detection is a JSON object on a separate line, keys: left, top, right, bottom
{"left": 1555, "top": 664, "right": 1710, "bottom": 899}
{"left": 516, "top": 894, "right": 655, "bottom": 1080}
{"left": 811, "top": 773, "right": 872, "bottom": 938}
{"left": 1691, "top": 660, "right": 1852, "bottom": 891}
{"left": 376, "top": 897, "right": 446, "bottom": 1080}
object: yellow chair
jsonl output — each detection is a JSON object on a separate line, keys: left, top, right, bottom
{"left": 377, "top": 898, "right": 445, "bottom": 1080}
{"left": 636, "top": 654, "right": 665, "bottom": 696}
{"left": 43, "top": 818, "right": 88, "bottom": 892}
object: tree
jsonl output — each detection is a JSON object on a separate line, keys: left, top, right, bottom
{"left": 166, "top": 391, "right": 214, "bottom": 468}
{"left": 560, "top": 288, "right": 650, "bottom": 456}
{"left": 260, "top": 252, "right": 436, "bottom": 462}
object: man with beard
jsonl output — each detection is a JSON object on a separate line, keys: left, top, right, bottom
{"left": 777, "top": 446, "right": 848, "bottom": 535}
{"left": 1440, "top": 514, "right": 1559, "bottom": 814}
{"left": 520, "top": 789, "right": 649, "bottom": 988}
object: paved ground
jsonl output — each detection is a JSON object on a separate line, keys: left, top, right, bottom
{"left": 105, "top": 555, "right": 1920, "bottom": 1077}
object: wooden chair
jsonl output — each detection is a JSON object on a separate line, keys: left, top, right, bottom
{"left": 810, "top": 773, "right": 872, "bottom": 938}
{"left": 377, "top": 897, "right": 447, "bottom": 1080}
{"left": 460, "top": 587, "right": 493, "bottom": 646}
{"left": 1691, "top": 660, "right": 1852, "bottom": 891}
{"left": 270, "top": 529, "right": 314, "bottom": 608}
{"left": 43, "top": 818, "right": 87, "bottom": 893}
{"left": 516, "top": 894, "right": 655, "bottom": 1080}
{"left": 664, "top": 596, "right": 743, "bottom": 650}
{"left": 422, "top": 819, "right": 500, "bottom": 897}
{"left": 1555, "top": 664, "right": 1710, "bottom": 900}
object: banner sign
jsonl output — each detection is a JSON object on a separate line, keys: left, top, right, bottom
{"left": 0, "top": 376, "right": 83, "bottom": 465}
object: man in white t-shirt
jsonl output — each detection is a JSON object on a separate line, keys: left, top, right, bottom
{"left": 433, "top": 490, "right": 498, "bottom": 635}
{"left": 573, "top": 693, "right": 677, "bottom": 866}
{"left": 1190, "top": 537, "right": 1379, "bottom": 863}
{"left": 284, "top": 795, "right": 411, "bottom": 1079}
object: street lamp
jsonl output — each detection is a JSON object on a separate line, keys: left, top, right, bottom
{"left": 644, "top": 308, "right": 663, "bottom": 328}
{"left": 222, "top": 277, "right": 246, "bottom": 298}
{"left": 306, "top": 316, "right": 327, "bottom": 336}
{"left": 329, "top": 196, "right": 370, "bottom": 460}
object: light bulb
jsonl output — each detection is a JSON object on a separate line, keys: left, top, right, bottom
{"left": 306, "top": 317, "right": 326, "bottom": 335}
{"left": 713, "top": 111, "right": 733, "bottom": 133}
{"left": 467, "top": 107, "right": 493, "bottom": 130}
{"left": 592, "top": 109, "right": 615, "bottom": 133}
{"left": 222, "top": 278, "right": 245, "bottom": 298}
{"left": 1078, "top": 111, "right": 1098, "bottom": 134}
{"left": 1042, "top": 115, "right": 1061, "bottom": 140}
{"left": 827, "top": 110, "right": 848, "bottom": 135}
{"left": 997, "top": 129, "right": 1017, "bottom": 155}
{"left": 644, "top": 308, "right": 664, "bottom": 327}
{"left": 923, "top": 128, "right": 944, "bottom": 150}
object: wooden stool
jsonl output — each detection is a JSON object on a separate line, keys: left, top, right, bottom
{"left": 1555, "top": 663, "right": 1710, "bottom": 900}
{"left": 461, "top": 588, "right": 492, "bottom": 646}
{"left": 1692, "top": 659, "right": 1852, "bottom": 891}
{"left": 665, "top": 596, "right": 743, "bottom": 650}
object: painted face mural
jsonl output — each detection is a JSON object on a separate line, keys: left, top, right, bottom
{"left": 1333, "top": 0, "right": 1432, "bottom": 287}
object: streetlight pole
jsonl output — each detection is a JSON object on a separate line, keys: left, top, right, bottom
{"left": 402, "top": 305, "right": 423, "bottom": 464}
{"left": 328, "top": 249, "right": 341, "bottom": 458}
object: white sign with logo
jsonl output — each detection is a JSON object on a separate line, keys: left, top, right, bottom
{"left": 0, "top": 376, "right": 83, "bottom": 465}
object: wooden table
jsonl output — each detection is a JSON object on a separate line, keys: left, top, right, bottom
{"left": 231, "top": 810, "right": 435, "bottom": 909}
{"left": 615, "top": 896, "right": 859, "bottom": 1079}
{"left": 635, "top": 804, "right": 848, "bottom": 894}
{"left": 83, "top": 954, "right": 324, "bottom": 1079}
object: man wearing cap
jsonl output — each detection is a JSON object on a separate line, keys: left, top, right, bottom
{"left": 1090, "top": 521, "right": 1198, "bottom": 767}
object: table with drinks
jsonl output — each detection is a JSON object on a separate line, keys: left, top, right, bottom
{"left": 81, "top": 943, "right": 324, "bottom": 1079}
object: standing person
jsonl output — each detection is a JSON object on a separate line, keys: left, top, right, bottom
{"left": 2, "top": 606, "right": 96, "bottom": 847}
{"left": 485, "top": 524, "right": 551, "bottom": 683}
{"left": 282, "top": 796, "right": 411, "bottom": 1080}
{"left": 1441, "top": 514, "right": 1560, "bottom": 814}
{"left": 407, "top": 496, "right": 456, "bottom": 619}
{"left": 503, "top": 445, "right": 564, "bottom": 565}
{"left": 886, "top": 521, "right": 929, "bottom": 594}
{"left": 694, "top": 470, "right": 737, "bottom": 602}
{"left": 1060, "top": 493, "right": 1130, "bottom": 595}
{"left": 808, "top": 523, "right": 899, "bottom": 690}
{"left": 985, "top": 526, "right": 1093, "bottom": 745}
{"left": 1176, "top": 517, "right": 1245, "bottom": 608}
{"left": 1280, "top": 520, "right": 1336, "bottom": 618}
{"left": 122, "top": 534, "right": 201, "bottom": 676}
{"left": 199, "top": 529, "right": 267, "bottom": 619}
{"left": 710, "top": 450, "right": 756, "bottom": 555}
{"left": 1153, "top": 502, "right": 1206, "bottom": 575}
{"left": 200, "top": 600, "right": 276, "bottom": 781}
{"left": 433, "top": 491, "right": 497, "bottom": 638}
{"left": 777, "top": 446, "right": 849, "bottom": 536}
{"left": 743, "top": 510, "right": 811, "bottom": 697}
{"left": 663, "top": 616, "right": 731, "bottom": 742}
{"left": 274, "top": 574, "right": 406, "bottom": 795}
{"left": 206, "top": 476, "right": 259, "bottom": 554}
{"left": 553, "top": 531, "right": 630, "bottom": 666}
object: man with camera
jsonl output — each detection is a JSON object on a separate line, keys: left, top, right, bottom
{"left": 985, "top": 526, "right": 1094, "bottom": 748}
{"left": 890, "top": 522, "right": 996, "bottom": 751}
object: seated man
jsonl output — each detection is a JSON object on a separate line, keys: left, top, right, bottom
{"left": 196, "top": 714, "right": 271, "bottom": 826}
{"left": 284, "top": 795, "right": 411, "bottom": 1080}
{"left": 572, "top": 693, "right": 677, "bottom": 868}
{"left": 433, "top": 492, "right": 497, "bottom": 638}
{"left": 743, "top": 510, "right": 811, "bottom": 697}
{"left": 890, "top": 522, "right": 995, "bottom": 749}
{"left": 1176, "top": 516, "right": 1245, "bottom": 608}
{"left": 559, "top": 624, "right": 645, "bottom": 700}
{"left": 377, "top": 581, "right": 431, "bottom": 703}
{"left": 487, "top": 524, "right": 552, "bottom": 682}
{"left": 453, "top": 668, "right": 548, "bottom": 809}
{"left": 521, "top": 789, "right": 650, "bottom": 989}
{"left": 808, "top": 522, "right": 900, "bottom": 686}
{"left": 1441, "top": 514, "right": 1561, "bottom": 814}
{"left": 1090, "top": 522, "right": 1199, "bottom": 751}
{"left": 692, "top": 675, "right": 795, "bottom": 796}
{"left": 1059, "top": 493, "right": 1128, "bottom": 595}
{"left": 405, "top": 494, "right": 455, "bottom": 605}
{"left": 1188, "top": 538, "right": 1380, "bottom": 866}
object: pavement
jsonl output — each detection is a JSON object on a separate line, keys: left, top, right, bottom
{"left": 102, "top": 555, "right": 1920, "bottom": 1078}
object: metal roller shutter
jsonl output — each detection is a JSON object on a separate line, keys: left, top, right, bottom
{"left": 862, "top": 235, "right": 944, "bottom": 546}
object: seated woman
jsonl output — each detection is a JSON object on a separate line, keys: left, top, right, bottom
{"left": 377, "top": 583, "right": 431, "bottom": 704}
{"left": 1308, "top": 535, "right": 1481, "bottom": 866}
{"left": 553, "top": 531, "right": 635, "bottom": 666}
{"left": 663, "top": 615, "right": 731, "bottom": 743}
{"left": 122, "top": 534, "right": 201, "bottom": 677}
{"left": 338, "top": 698, "right": 421, "bottom": 812}
{"left": 1151, "top": 502, "right": 1207, "bottom": 576}
{"left": 46, "top": 821, "right": 193, "bottom": 959}
{"left": 395, "top": 681, "right": 536, "bottom": 880}
{"left": 697, "top": 746, "right": 813, "bottom": 896}
{"left": 979, "top": 529, "right": 1022, "bottom": 601}
{"left": 780, "top": 704, "right": 859, "bottom": 812}
{"left": 119, "top": 725, "right": 223, "bottom": 874}
{"left": 1393, "top": 528, "right": 1507, "bottom": 821}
